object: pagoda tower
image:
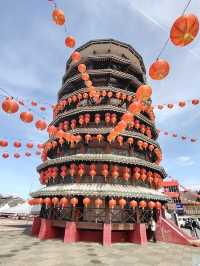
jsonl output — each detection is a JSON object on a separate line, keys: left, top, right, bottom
{"left": 30, "top": 39, "right": 168, "bottom": 245}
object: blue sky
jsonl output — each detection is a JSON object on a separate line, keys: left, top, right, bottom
{"left": 0, "top": 0, "right": 200, "bottom": 198}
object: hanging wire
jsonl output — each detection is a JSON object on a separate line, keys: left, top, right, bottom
{"left": 0, "top": 87, "right": 10, "bottom": 97}
{"left": 0, "top": 85, "right": 50, "bottom": 122}
{"left": 156, "top": 0, "right": 193, "bottom": 60}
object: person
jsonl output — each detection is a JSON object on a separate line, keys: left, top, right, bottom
{"left": 149, "top": 217, "right": 157, "bottom": 243}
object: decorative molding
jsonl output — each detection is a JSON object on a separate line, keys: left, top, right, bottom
{"left": 45, "top": 127, "right": 160, "bottom": 148}
{"left": 30, "top": 183, "right": 168, "bottom": 201}
{"left": 59, "top": 68, "right": 142, "bottom": 97}
{"left": 37, "top": 153, "right": 167, "bottom": 177}
{"left": 51, "top": 104, "right": 156, "bottom": 129}
{"left": 65, "top": 39, "right": 146, "bottom": 74}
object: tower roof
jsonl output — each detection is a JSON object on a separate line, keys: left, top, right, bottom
{"left": 66, "top": 38, "right": 146, "bottom": 74}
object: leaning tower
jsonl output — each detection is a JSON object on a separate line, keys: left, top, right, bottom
{"left": 30, "top": 39, "right": 168, "bottom": 245}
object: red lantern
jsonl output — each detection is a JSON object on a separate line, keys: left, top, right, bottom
{"left": 96, "top": 134, "right": 103, "bottom": 143}
{"left": 155, "top": 201, "right": 161, "bottom": 209}
{"left": 170, "top": 14, "right": 199, "bottom": 46}
{"left": 25, "top": 152, "right": 31, "bottom": 157}
{"left": 69, "top": 164, "right": 76, "bottom": 177}
{"left": 192, "top": 99, "right": 199, "bottom": 105}
{"left": 20, "top": 112, "right": 33, "bottom": 123}
{"left": 130, "top": 200, "right": 137, "bottom": 209}
{"left": 101, "top": 164, "right": 109, "bottom": 179}
{"left": 13, "top": 141, "right": 21, "bottom": 148}
{"left": 78, "top": 164, "right": 85, "bottom": 177}
{"left": 26, "top": 143, "right": 33, "bottom": 149}
{"left": 31, "top": 101, "right": 37, "bottom": 106}
{"left": 14, "top": 153, "right": 20, "bottom": 159}
{"left": 95, "top": 198, "right": 103, "bottom": 208}
{"left": 179, "top": 101, "right": 186, "bottom": 108}
{"left": 37, "top": 143, "right": 43, "bottom": 149}
{"left": 85, "top": 81, "right": 92, "bottom": 88}
{"left": 85, "top": 134, "right": 92, "bottom": 144}
{"left": 2, "top": 97, "right": 19, "bottom": 114}
{"left": 121, "top": 112, "right": 133, "bottom": 124}
{"left": 35, "top": 120, "right": 47, "bottom": 131}
{"left": 78, "top": 64, "right": 87, "bottom": 73}
{"left": 47, "top": 125, "right": 57, "bottom": 136}
{"left": 84, "top": 113, "right": 90, "bottom": 125}
{"left": 111, "top": 165, "right": 119, "bottom": 179}
{"left": 52, "top": 8, "right": 65, "bottom": 25}
{"left": 44, "top": 197, "right": 51, "bottom": 207}
{"left": 128, "top": 101, "right": 142, "bottom": 114}
{"left": 56, "top": 129, "right": 65, "bottom": 139}
{"left": 148, "top": 201, "right": 155, "bottom": 209}
{"left": 83, "top": 197, "right": 91, "bottom": 207}
{"left": 70, "top": 197, "right": 78, "bottom": 207}
{"left": 0, "top": 140, "right": 8, "bottom": 147}
{"left": 127, "top": 137, "right": 134, "bottom": 145}
{"left": 145, "top": 127, "right": 152, "bottom": 138}
{"left": 65, "top": 36, "right": 76, "bottom": 48}
{"left": 71, "top": 119, "right": 77, "bottom": 129}
{"left": 137, "top": 140, "right": 143, "bottom": 150}
{"left": 139, "top": 200, "right": 147, "bottom": 209}
{"left": 136, "top": 85, "right": 152, "bottom": 101}
{"left": 143, "top": 142, "right": 148, "bottom": 150}
{"left": 109, "top": 199, "right": 116, "bottom": 209}
{"left": 89, "top": 164, "right": 96, "bottom": 179}
{"left": 149, "top": 59, "right": 170, "bottom": 80}
{"left": 60, "top": 197, "right": 68, "bottom": 208}
{"left": 111, "top": 113, "right": 117, "bottom": 125}
{"left": 52, "top": 197, "right": 59, "bottom": 207}
{"left": 115, "top": 121, "right": 127, "bottom": 133}
{"left": 167, "top": 104, "right": 174, "bottom": 109}
{"left": 71, "top": 51, "right": 81, "bottom": 62}
{"left": 105, "top": 115, "right": 111, "bottom": 126}
{"left": 117, "top": 135, "right": 123, "bottom": 146}
{"left": 148, "top": 144, "right": 154, "bottom": 152}
{"left": 147, "top": 171, "right": 153, "bottom": 185}
{"left": 119, "top": 198, "right": 126, "bottom": 209}
{"left": 82, "top": 73, "right": 89, "bottom": 81}
{"left": 2, "top": 153, "right": 9, "bottom": 159}
{"left": 95, "top": 113, "right": 101, "bottom": 125}
{"left": 123, "top": 167, "right": 130, "bottom": 181}
{"left": 157, "top": 105, "right": 164, "bottom": 110}
{"left": 140, "top": 168, "right": 147, "bottom": 182}
{"left": 37, "top": 198, "right": 44, "bottom": 205}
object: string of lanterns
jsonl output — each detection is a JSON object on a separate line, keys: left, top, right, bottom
{"left": 149, "top": 4, "right": 199, "bottom": 80}
{"left": 28, "top": 196, "right": 162, "bottom": 210}
{"left": 1, "top": 93, "right": 200, "bottom": 119}
{"left": 1, "top": 151, "right": 41, "bottom": 159}
{"left": 38, "top": 164, "right": 163, "bottom": 189}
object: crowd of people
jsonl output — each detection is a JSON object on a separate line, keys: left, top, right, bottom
{"left": 180, "top": 217, "right": 200, "bottom": 238}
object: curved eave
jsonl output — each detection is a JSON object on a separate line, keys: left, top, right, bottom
{"left": 58, "top": 69, "right": 142, "bottom": 98}
{"left": 45, "top": 127, "right": 161, "bottom": 149}
{"left": 37, "top": 153, "right": 167, "bottom": 177}
{"left": 59, "top": 86, "right": 135, "bottom": 102}
{"left": 30, "top": 183, "right": 169, "bottom": 202}
{"left": 63, "top": 54, "right": 144, "bottom": 83}
{"left": 50, "top": 105, "right": 158, "bottom": 138}
{"left": 65, "top": 39, "right": 146, "bottom": 74}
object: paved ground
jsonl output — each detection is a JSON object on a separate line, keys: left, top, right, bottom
{"left": 0, "top": 218, "right": 200, "bottom": 266}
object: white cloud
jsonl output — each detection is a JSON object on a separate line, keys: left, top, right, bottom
{"left": 176, "top": 156, "right": 195, "bottom": 166}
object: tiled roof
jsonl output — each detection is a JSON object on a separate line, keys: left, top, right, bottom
{"left": 30, "top": 183, "right": 169, "bottom": 201}
{"left": 37, "top": 153, "right": 167, "bottom": 177}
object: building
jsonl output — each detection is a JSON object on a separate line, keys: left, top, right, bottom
{"left": 163, "top": 179, "right": 200, "bottom": 216}
{"left": 162, "top": 179, "right": 181, "bottom": 203}
{"left": 30, "top": 39, "right": 168, "bottom": 245}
